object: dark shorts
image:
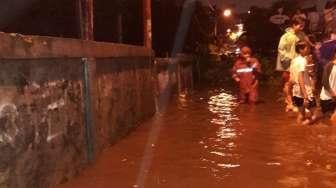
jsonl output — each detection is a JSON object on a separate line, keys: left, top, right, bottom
{"left": 292, "top": 96, "right": 316, "bottom": 109}
{"left": 320, "top": 99, "right": 336, "bottom": 114}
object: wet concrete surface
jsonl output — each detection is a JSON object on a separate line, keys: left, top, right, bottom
{"left": 58, "top": 86, "right": 336, "bottom": 188}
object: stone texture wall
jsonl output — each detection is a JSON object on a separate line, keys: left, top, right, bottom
{"left": 178, "top": 59, "right": 194, "bottom": 93}
{"left": 94, "top": 57, "right": 156, "bottom": 150}
{"left": 0, "top": 33, "right": 194, "bottom": 188}
{"left": 155, "top": 56, "right": 194, "bottom": 98}
{"left": 0, "top": 59, "right": 86, "bottom": 188}
{"left": 0, "top": 33, "right": 156, "bottom": 188}
{"left": 0, "top": 59, "right": 156, "bottom": 188}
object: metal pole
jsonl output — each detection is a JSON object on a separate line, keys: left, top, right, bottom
{"left": 143, "top": 0, "right": 152, "bottom": 48}
{"left": 78, "top": 0, "right": 94, "bottom": 162}
{"left": 78, "top": 0, "right": 94, "bottom": 40}
{"left": 82, "top": 58, "right": 94, "bottom": 162}
{"left": 214, "top": 20, "right": 217, "bottom": 37}
{"left": 117, "top": 14, "right": 123, "bottom": 43}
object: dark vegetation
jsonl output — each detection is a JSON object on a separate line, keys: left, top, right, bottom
{"left": 0, "top": 0, "right": 306, "bottom": 84}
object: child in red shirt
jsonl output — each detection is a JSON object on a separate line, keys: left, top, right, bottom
{"left": 232, "top": 46, "right": 261, "bottom": 104}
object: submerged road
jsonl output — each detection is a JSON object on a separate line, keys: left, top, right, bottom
{"left": 59, "top": 86, "right": 336, "bottom": 188}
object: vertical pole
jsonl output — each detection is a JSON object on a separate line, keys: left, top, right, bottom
{"left": 153, "top": 60, "right": 160, "bottom": 112}
{"left": 78, "top": 0, "right": 95, "bottom": 162}
{"left": 117, "top": 14, "right": 123, "bottom": 43}
{"left": 177, "top": 60, "right": 182, "bottom": 93}
{"left": 190, "top": 63, "right": 194, "bottom": 91}
{"left": 78, "top": 0, "right": 94, "bottom": 40}
{"left": 82, "top": 58, "right": 95, "bottom": 162}
{"left": 214, "top": 20, "right": 217, "bottom": 37}
{"left": 196, "top": 58, "right": 201, "bottom": 82}
{"left": 143, "top": 0, "right": 152, "bottom": 48}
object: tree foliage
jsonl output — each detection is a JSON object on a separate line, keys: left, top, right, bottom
{"left": 270, "top": 0, "right": 300, "bottom": 15}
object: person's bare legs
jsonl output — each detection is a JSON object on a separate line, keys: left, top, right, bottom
{"left": 284, "top": 81, "right": 294, "bottom": 111}
{"left": 282, "top": 72, "right": 294, "bottom": 111}
{"left": 296, "top": 106, "right": 306, "bottom": 124}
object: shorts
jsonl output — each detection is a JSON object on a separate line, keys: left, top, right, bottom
{"left": 292, "top": 96, "right": 316, "bottom": 108}
{"left": 320, "top": 99, "right": 336, "bottom": 114}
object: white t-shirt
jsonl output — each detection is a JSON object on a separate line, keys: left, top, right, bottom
{"left": 320, "top": 65, "right": 336, "bottom": 100}
{"left": 289, "top": 55, "right": 314, "bottom": 99}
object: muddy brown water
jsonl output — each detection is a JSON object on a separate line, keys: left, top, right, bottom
{"left": 59, "top": 86, "right": 336, "bottom": 188}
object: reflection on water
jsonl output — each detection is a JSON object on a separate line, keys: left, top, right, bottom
{"left": 216, "top": 127, "right": 238, "bottom": 139}
{"left": 59, "top": 87, "right": 336, "bottom": 188}
{"left": 217, "top": 163, "right": 241, "bottom": 169}
{"left": 210, "top": 151, "right": 227, "bottom": 157}
{"left": 208, "top": 91, "right": 239, "bottom": 126}
{"left": 201, "top": 88, "right": 336, "bottom": 187}
{"left": 266, "top": 162, "right": 281, "bottom": 166}
{"left": 201, "top": 90, "right": 243, "bottom": 177}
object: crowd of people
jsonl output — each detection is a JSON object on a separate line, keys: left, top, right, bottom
{"left": 231, "top": 2, "right": 336, "bottom": 125}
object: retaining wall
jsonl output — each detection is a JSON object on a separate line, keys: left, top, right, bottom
{"left": 0, "top": 32, "right": 194, "bottom": 188}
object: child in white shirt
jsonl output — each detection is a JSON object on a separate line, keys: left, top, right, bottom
{"left": 320, "top": 51, "right": 336, "bottom": 123}
{"left": 289, "top": 42, "right": 317, "bottom": 124}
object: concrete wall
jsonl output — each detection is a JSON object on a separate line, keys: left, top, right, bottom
{"left": 95, "top": 57, "right": 155, "bottom": 150}
{"left": 0, "top": 32, "right": 155, "bottom": 188}
{"left": 154, "top": 55, "right": 194, "bottom": 109}
{"left": 155, "top": 55, "right": 194, "bottom": 94}
{"left": 0, "top": 58, "right": 86, "bottom": 188}
{"left": 0, "top": 32, "right": 195, "bottom": 188}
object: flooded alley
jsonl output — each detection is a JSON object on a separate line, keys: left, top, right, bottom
{"left": 59, "top": 86, "right": 336, "bottom": 188}
{"left": 3, "top": 1, "right": 336, "bottom": 188}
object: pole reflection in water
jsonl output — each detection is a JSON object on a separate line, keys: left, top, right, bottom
{"left": 58, "top": 87, "right": 336, "bottom": 188}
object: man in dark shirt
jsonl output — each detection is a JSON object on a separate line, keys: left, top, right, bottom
{"left": 320, "top": 38, "right": 336, "bottom": 63}
{"left": 317, "top": 31, "right": 336, "bottom": 91}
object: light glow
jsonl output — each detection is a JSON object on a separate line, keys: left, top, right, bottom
{"left": 223, "top": 9, "right": 232, "bottom": 17}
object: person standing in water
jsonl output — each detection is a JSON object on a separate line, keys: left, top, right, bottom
{"left": 289, "top": 42, "right": 317, "bottom": 125}
{"left": 232, "top": 46, "right": 261, "bottom": 104}
{"left": 276, "top": 17, "right": 306, "bottom": 112}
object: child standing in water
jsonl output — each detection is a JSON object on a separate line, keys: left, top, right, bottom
{"left": 232, "top": 46, "right": 261, "bottom": 104}
{"left": 289, "top": 42, "right": 317, "bottom": 124}
{"left": 320, "top": 49, "right": 336, "bottom": 124}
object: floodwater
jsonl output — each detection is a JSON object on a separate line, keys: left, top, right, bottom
{"left": 59, "top": 86, "right": 336, "bottom": 188}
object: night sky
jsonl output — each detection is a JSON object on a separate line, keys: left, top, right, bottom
{"left": 207, "top": 0, "right": 328, "bottom": 13}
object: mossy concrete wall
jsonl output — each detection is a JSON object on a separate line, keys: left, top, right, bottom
{"left": 0, "top": 33, "right": 155, "bottom": 188}
{"left": 0, "top": 32, "right": 194, "bottom": 188}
